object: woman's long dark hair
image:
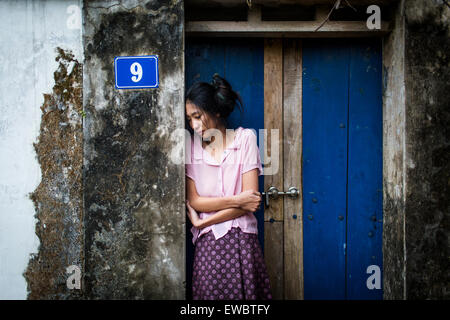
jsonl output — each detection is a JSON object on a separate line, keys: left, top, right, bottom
{"left": 185, "top": 74, "right": 244, "bottom": 133}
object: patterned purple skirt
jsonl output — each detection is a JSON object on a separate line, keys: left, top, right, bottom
{"left": 192, "top": 227, "right": 272, "bottom": 300}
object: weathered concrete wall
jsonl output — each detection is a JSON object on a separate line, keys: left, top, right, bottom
{"left": 403, "top": 0, "right": 449, "bottom": 299}
{"left": 383, "top": 0, "right": 449, "bottom": 299}
{"left": 382, "top": 0, "right": 407, "bottom": 300}
{"left": 0, "top": 0, "right": 83, "bottom": 299}
{"left": 82, "top": 0, "right": 185, "bottom": 299}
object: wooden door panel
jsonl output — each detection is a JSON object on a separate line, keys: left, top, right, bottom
{"left": 302, "top": 40, "right": 349, "bottom": 300}
{"left": 186, "top": 37, "right": 383, "bottom": 301}
{"left": 302, "top": 39, "right": 383, "bottom": 300}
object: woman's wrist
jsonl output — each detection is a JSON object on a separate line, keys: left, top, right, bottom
{"left": 195, "top": 217, "right": 207, "bottom": 229}
{"left": 229, "top": 195, "right": 241, "bottom": 209}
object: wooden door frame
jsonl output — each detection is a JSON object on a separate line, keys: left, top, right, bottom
{"left": 184, "top": 36, "right": 386, "bottom": 300}
{"left": 186, "top": 5, "right": 391, "bottom": 38}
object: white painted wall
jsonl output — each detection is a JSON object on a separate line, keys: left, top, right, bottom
{"left": 0, "top": 0, "right": 82, "bottom": 299}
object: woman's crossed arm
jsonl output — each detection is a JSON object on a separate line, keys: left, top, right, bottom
{"left": 186, "top": 168, "right": 261, "bottom": 229}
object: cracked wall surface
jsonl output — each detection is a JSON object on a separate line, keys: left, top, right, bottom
{"left": 82, "top": 0, "right": 185, "bottom": 299}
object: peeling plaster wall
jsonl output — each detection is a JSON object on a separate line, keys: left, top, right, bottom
{"left": 0, "top": 0, "right": 83, "bottom": 299}
{"left": 82, "top": 0, "right": 185, "bottom": 299}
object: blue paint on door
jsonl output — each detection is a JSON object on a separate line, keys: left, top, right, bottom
{"left": 185, "top": 38, "right": 264, "bottom": 299}
{"left": 302, "top": 39, "right": 383, "bottom": 300}
{"left": 302, "top": 40, "right": 349, "bottom": 300}
{"left": 347, "top": 41, "right": 383, "bottom": 300}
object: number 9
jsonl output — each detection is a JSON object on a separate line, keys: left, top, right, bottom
{"left": 130, "top": 62, "right": 143, "bottom": 82}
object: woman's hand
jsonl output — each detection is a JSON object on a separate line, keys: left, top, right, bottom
{"left": 186, "top": 200, "right": 203, "bottom": 229}
{"left": 234, "top": 189, "right": 262, "bottom": 212}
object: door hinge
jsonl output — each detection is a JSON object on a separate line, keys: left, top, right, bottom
{"left": 343, "top": 243, "right": 347, "bottom": 255}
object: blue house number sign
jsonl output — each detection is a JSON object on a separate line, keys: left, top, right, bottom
{"left": 114, "top": 55, "right": 159, "bottom": 89}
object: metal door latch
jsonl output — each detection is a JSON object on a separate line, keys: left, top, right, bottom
{"left": 262, "top": 186, "right": 299, "bottom": 208}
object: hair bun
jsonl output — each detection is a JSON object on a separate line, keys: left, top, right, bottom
{"left": 186, "top": 74, "right": 244, "bottom": 125}
{"left": 210, "top": 74, "right": 244, "bottom": 118}
{"left": 211, "top": 73, "right": 222, "bottom": 89}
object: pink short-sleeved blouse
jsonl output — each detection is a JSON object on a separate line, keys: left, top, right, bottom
{"left": 185, "top": 126, "right": 263, "bottom": 244}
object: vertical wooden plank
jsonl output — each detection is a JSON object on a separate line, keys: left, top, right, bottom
{"left": 264, "top": 38, "right": 284, "bottom": 299}
{"left": 302, "top": 40, "right": 349, "bottom": 299}
{"left": 264, "top": 221, "right": 283, "bottom": 300}
{"left": 283, "top": 38, "right": 303, "bottom": 300}
{"left": 264, "top": 39, "right": 283, "bottom": 222}
{"left": 347, "top": 40, "right": 383, "bottom": 300}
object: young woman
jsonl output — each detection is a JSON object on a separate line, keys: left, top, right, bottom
{"left": 185, "top": 74, "right": 272, "bottom": 300}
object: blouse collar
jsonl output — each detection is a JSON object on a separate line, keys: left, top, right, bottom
{"left": 192, "top": 127, "right": 243, "bottom": 165}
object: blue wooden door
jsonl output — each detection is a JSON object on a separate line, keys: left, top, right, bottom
{"left": 302, "top": 39, "right": 383, "bottom": 300}
{"left": 185, "top": 38, "right": 264, "bottom": 299}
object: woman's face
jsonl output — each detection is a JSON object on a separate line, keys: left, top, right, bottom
{"left": 186, "top": 101, "right": 219, "bottom": 139}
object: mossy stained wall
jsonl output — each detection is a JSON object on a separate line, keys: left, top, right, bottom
{"left": 82, "top": 0, "right": 185, "bottom": 299}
